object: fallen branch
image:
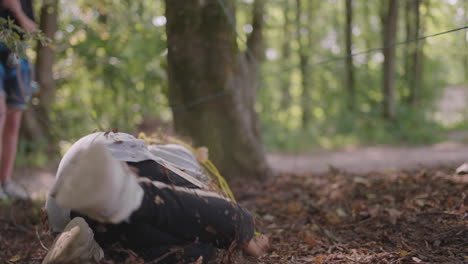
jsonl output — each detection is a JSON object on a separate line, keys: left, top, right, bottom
{"left": 35, "top": 226, "right": 49, "bottom": 252}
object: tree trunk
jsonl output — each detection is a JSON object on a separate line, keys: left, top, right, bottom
{"left": 345, "top": 0, "right": 355, "bottom": 111}
{"left": 405, "top": 0, "right": 422, "bottom": 106}
{"left": 22, "top": 0, "right": 58, "bottom": 144}
{"left": 381, "top": 0, "right": 399, "bottom": 120}
{"left": 464, "top": 1, "right": 468, "bottom": 83}
{"left": 295, "top": 0, "right": 312, "bottom": 128}
{"left": 280, "top": 0, "right": 292, "bottom": 109}
{"left": 165, "top": 0, "right": 272, "bottom": 180}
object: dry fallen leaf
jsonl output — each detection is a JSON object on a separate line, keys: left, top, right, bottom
{"left": 397, "top": 249, "right": 411, "bottom": 257}
{"left": 303, "top": 230, "right": 319, "bottom": 246}
{"left": 353, "top": 176, "right": 371, "bottom": 187}
{"left": 286, "top": 201, "right": 301, "bottom": 214}
{"left": 386, "top": 208, "right": 402, "bottom": 224}
{"left": 196, "top": 147, "right": 209, "bottom": 163}
{"left": 205, "top": 225, "right": 217, "bottom": 234}
{"left": 154, "top": 195, "right": 165, "bottom": 205}
{"left": 313, "top": 256, "right": 326, "bottom": 264}
{"left": 190, "top": 256, "right": 204, "bottom": 264}
{"left": 325, "top": 211, "right": 341, "bottom": 225}
{"left": 9, "top": 255, "right": 21, "bottom": 262}
{"left": 455, "top": 162, "right": 468, "bottom": 175}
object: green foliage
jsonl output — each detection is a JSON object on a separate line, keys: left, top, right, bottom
{"left": 49, "top": 0, "right": 169, "bottom": 141}
{"left": 15, "top": 139, "right": 49, "bottom": 168}
{"left": 257, "top": 0, "right": 467, "bottom": 152}
{"left": 16, "top": 0, "right": 468, "bottom": 167}
{"left": 0, "top": 17, "right": 50, "bottom": 55}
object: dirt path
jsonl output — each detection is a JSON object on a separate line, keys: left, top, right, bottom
{"left": 268, "top": 141, "right": 468, "bottom": 175}
{"left": 13, "top": 141, "right": 468, "bottom": 199}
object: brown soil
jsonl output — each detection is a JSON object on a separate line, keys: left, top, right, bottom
{"left": 1, "top": 167, "right": 466, "bottom": 264}
{"left": 2, "top": 140, "right": 467, "bottom": 264}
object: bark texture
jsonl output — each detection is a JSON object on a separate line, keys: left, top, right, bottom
{"left": 280, "top": 0, "right": 292, "bottom": 109}
{"left": 165, "top": 0, "right": 272, "bottom": 180}
{"left": 345, "top": 0, "right": 355, "bottom": 111}
{"left": 295, "top": 0, "right": 313, "bottom": 128}
{"left": 464, "top": 1, "right": 468, "bottom": 83}
{"left": 404, "top": 0, "right": 422, "bottom": 106}
{"left": 381, "top": 0, "right": 399, "bottom": 120}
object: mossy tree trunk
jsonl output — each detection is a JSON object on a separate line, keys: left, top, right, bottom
{"left": 165, "top": 0, "right": 272, "bottom": 180}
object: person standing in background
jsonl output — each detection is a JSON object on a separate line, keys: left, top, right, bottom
{"left": 0, "top": 0, "right": 37, "bottom": 200}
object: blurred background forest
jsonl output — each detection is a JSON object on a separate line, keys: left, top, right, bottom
{"left": 11, "top": 0, "right": 468, "bottom": 168}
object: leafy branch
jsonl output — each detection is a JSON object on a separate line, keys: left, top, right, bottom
{"left": 0, "top": 17, "right": 51, "bottom": 56}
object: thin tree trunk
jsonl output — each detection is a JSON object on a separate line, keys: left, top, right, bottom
{"left": 405, "top": 0, "right": 422, "bottom": 106}
{"left": 345, "top": 0, "right": 355, "bottom": 111}
{"left": 362, "top": 1, "right": 372, "bottom": 79}
{"left": 404, "top": 0, "right": 411, "bottom": 85}
{"left": 381, "top": 0, "right": 399, "bottom": 120}
{"left": 280, "top": 0, "right": 292, "bottom": 109}
{"left": 295, "top": 0, "right": 312, "bottom": 128}
{"left": 465, "top": 20, "right": 468, "bottom": 82}
{"left": 464, "top": 0, "right": 468, "bottom": 83}
{"left": 363, "top": 2, "right": 370, "bottom": 63}
{"left": 22, "top": 0, "right": 58, "bottom": 143}
{"left": 165, "top": 0, "right": 272, "bottom": 180}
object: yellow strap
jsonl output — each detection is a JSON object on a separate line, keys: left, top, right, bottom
{"left": 138, "top": 132, "right": 236, "bottom": 201}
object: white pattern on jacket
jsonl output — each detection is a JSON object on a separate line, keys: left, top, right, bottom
{"left": 46, "top": 132, "right": 209, "bottom": 233}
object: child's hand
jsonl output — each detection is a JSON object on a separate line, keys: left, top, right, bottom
{"left": 3, "top": 0, "right": 23, "bottom": 13}
{"left": 244, "top": 234, "right": 270, "bottom": 257}
{"left": 3, "top": 0, "right": 38, "bottom": 32}
{"left": 20, "top": 18, "right": 37, "bottom": 32}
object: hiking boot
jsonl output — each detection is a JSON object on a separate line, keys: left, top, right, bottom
{"left": 42, "top": 217, "right": 103, "bottom": 264}
{"left": 3, "top": 180, "right": 29, "bottom": 200}
{"left": 55, "top": 142, "right": 144, "bottom": 223}
{"left": 0, "top": 186, "right": 8, "bottom": 200}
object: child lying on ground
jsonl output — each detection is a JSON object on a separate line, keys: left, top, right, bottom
{"left": 44, "top": 132, "right": 269, "bottom": 264}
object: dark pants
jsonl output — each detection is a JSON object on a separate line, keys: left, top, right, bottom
{"left": 72, "top": 160, "right": 254, "bottom": 263}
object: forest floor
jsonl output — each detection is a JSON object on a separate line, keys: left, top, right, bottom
{"left": 0, "top": 142, "right": 467, "bottom": 264}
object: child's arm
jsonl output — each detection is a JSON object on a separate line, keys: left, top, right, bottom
{"left": 2, "top": 0, "right": 37, "bottom": 32}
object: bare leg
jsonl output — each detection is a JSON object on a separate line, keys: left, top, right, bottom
{"left": 0, "top": 108, "right": 22, "bottom": 183}
{"left": 0, "top": 97, "right": 6, "bottom": 199}
{"left": 0, "top": 97, "right": 6, "bottom": 173}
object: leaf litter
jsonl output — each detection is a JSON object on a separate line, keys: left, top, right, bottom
{"left": 230, "top": 166, "right": 467, "bottom": 264}
{"left": 0, "top": 166, "right": 466, "bottom": 263}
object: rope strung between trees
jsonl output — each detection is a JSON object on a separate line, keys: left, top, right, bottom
{"left": 268, "top": 25, "right": 468, "bottom": 75}
{"left": 216, "top": 0, "right": 258, "bottom": 64}
{"left": 178, "top": 0, "right": 468, "bottom": 110}
{"left": 23, "top": 5, "right": 468, "bottom": 144}
{"left": 167, "top": 23, "right": 468, "bottom": 110}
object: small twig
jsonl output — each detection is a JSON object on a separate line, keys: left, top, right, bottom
{"left": 400, "top": 238, "right": 411, "bottom": 251}
{"left": 221, "top": 239, "right": 238, "bottom": 264}
{"left": 416, "top": 212, "right": 460, "bottom": 218}
{"left": 22, "top": 257, "right": 43, "bottom": 263}
{"left": 431, "top": 227, "right": 466, "bottom": 240}
{"left": 147, "top": 247, "right": 183, "bottom": 264}
{"left": 35, "top": 226, "right": 49, "bottom": 252}
{"left": 339, "top": 216, "right": 373, "bottom": 228}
